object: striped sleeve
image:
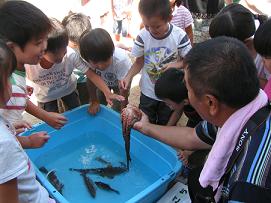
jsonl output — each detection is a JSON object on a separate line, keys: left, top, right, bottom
{"left": 195, "top": 120, "right": 217, "bottom": 145}
{"left": 245, "top": 117, "right": 271, "bottom": 186}
{"left": 178, "top": 34, "right": 192, "bottom": 57}
{"left": 171, "top": 6, "right": 193, "bottom": 29}
{"left": 131, "top": 35, "right": 144, "bottom": 58}
{"left": 180, "top": 6, "right": 193, "bottom": 28}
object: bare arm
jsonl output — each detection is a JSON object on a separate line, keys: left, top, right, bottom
{"left": 120, "top": 56, "right": 144, "bottom": 89}
{"left": 134, "top": 113, "right": 211, "bottom": 150}
{"left": 85, "top": 69, "right": 111, "bottom": 98}
{"left": 185, "top": 25, "right": 194, "bottom": 46}
{"left": 111, "top": 0, "right": 116, "bottom": 19}
{"left": 85, "top": 69, "right": 124, "bottom": 105}
{"left": 87, "top": 78, "right": 99, "bottom": 103}
{"left": 0, "top": 178, "right": 18, "bottom": 203}
{"left": 16, "top": 132, "right": 50, "bottom": 149}
{"left": 166, "top": 108, "right": 183, "bottom": 126}
{"left": 86, "top": 79, "right": 100, "bottom": 115}
{"left": 119, "top": 81, "right": 131, "bottom": 110}
{"left": 25, "top": 100, "right": 67, "bottom": 129}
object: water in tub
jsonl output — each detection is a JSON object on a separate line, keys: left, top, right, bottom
{"left": 35, "top": 131, "right": 159, "bottom": 203}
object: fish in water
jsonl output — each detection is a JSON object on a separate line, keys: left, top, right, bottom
{"left": 39, "top": 167, "right": 64, "bottom": 194}
{"left": 81, "top": 172, "right": 96, "bottom": 198}
{"left": 95, "top": 156, "right": 112, "bottom": 166}
{"left": 121, "top": 105, "right": 142, "bottom": 170}
{"left": 70, "top": 163, "right": 127, "bottom": 179}
{"left": 39, "top": 166, "right": 48, "bottom": 174}
{"left": 95, "top": 181, "right": 120, "bottom": 194}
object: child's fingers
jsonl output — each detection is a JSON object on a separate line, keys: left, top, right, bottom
{"left": 120, "top": 80, "right": 125, "bottom": 89}
{"left": 35, "top": 131, "right": 50, "bottom": 138}
{"left": 58, "top": 115, "right": 68, "bottom": 122}
{"left": 24, "top": 122, "right": 32, "bottom": 129}
{"left": 115, "top": 95, "right": 125, "bottom": 101}
{"left": 53, "top": 120, "right": 66, "bottom": 129}
{"left": 106, "top": 99, "right": 113, "bottom": 106}
{"left": 14, "top": 120, "right": 32, "bottom": 129}
{"left": 16, "top": 128, "right": 26, "bottom": 134}
{"left": 54, "top": 125, "right": 61, "bottom": 130}
{"left": 56, "top": 116, "right": 68, "bottom": 126}
{"left": 43, "top": 134, "right": 50, "bottom": 142}
{"left": 120, "top": 80, "right": 129, "bottom": 90}
{"left": 18, "top": 120, "right": 32, "bottom": 129}
{"left": 88, "top": 103, "right": 100, "bottom": 115}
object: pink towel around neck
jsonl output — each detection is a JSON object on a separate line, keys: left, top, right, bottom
{"left": 199, "top": 89, "right": 268, "bottom": 199}
{"left": 264, "top": 78, "right": 271, "bottom": 100}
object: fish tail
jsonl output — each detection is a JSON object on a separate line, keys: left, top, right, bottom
{"left": 113, "top": 189, "right": 120, "bottom": 194}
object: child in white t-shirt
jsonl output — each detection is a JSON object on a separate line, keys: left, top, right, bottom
{"left": 111, "top": 0, "right": 132, "bottom": 41}
{"left": 0, "top": 39, "right": 53, "bottom": 203}
{"left": 62, "top": 12, "right": 92, "bottom": 105}
{"left": 26, "top": 19, "right": 123, "bottom": 113}
{"left": 121, "top": 0, "right": 191, "bottom": 125}
{"left": 0, "top": 85, "right": 27, "bottom": 124}
{"left": 80, "top": 28, "right": 131, "bottom": 114}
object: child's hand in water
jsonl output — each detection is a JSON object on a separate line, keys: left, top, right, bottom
{"left": 28, "top": 131, "right": 50, "bottom": 148}
{"left": 88, "top": 100, "right": 100, "bottom": 115}
{"left": 44, "top": 112, "right": 67, "bottom": 129}
{"left": 105, "top": 92, "right": 124, "bottom": 106}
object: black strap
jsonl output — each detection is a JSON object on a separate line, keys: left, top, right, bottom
{"left": 218, "top": 103, "right": 271, "bottom": 189}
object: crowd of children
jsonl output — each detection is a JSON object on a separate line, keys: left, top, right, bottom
{"left": 0, "top": 0, "right": 271, "bottom": 202}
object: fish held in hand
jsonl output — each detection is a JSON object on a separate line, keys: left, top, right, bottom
{"left": 121, "top": 105, "right": 142, "bottom": 169}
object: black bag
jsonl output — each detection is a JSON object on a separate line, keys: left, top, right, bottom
{"left": 188, "top": 165, "right": 215, "bottom": 203}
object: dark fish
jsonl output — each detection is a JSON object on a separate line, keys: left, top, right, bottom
{"left": 81, "top": 172, "right": 96, "bottom": 198}
{"left": 39, "top": 167, "right": 64, "bottom": 194}
{"left": 95, "top": 181, "right": 120, "bottom": 194}
{"left": 70, "top": 164, "right": 127, "bottom": 179}
{"left": 123, "top": 131, "right": 131, "bottom": 170}
{"left": 69, "top": 168, "right": 93, "bottom": 173}
{"left": 39, "top": 166, "right": 48, "bottom": 174}
{"left": 95, "top": 156, "right": 112, "bottom": 166}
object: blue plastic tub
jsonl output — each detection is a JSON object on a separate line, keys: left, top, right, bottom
{"left": 25, "top": 105, "right": 181, "bottom": 203}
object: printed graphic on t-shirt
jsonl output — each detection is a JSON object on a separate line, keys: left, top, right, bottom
{"left": 31, "top": 69, "right": 70, "bottom": 91}
{"left": 95, "top": 70, "right": 118, "bottom": 87}
{"left": 145, "top": 47, "right": 178, "bottom": 83}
